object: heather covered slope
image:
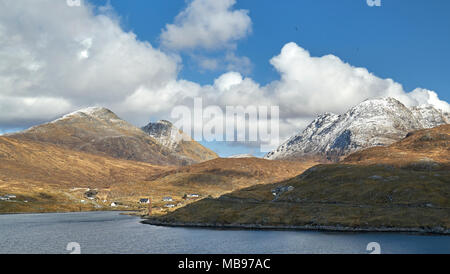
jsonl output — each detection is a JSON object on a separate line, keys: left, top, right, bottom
{"left": 144, "top": 158, "right": 316, "bottom": 200}
{"left": 0, "top": 137, "right": 314, "bottom": 214}
{"left": 0, "top": 136, "right": 172, "bottom": 213}
{"left": 146, "top": 125, "right": 450, "bottom": 234}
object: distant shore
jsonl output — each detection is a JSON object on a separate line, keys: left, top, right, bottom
{"left": 0, "top": 209, "right": 138, "bottom": 216}
{"left": 142, "top": 219, "right": 450, "bottom": 235}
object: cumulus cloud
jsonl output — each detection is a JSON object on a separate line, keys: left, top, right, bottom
{"left": 160, "top": 0, "right": 252, "bottom": 51}
{"left": 0, "top": 0, "right": 183, "bottom": 127}
{"left": 0, "top": 1, "right": 448, "bottom": 151}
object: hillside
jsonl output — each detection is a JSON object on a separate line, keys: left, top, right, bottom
{"left": 142, "top": 158, "right": 316, "bottom": 202}
{"left": 266, "top": 98, "right": 449, "bottom": 162}
{"left": 146, "top": 125, "right": 450, "bottom": 234}
{"left": 7, "top": 107, "right": 212, "bottom": 166}
{"left": 0, "top": 136, "right": 172, "bottom": 213}
{"left": 0, "top": 137, "right": 314, "bottom": 214}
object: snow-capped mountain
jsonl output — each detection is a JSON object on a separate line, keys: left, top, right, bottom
{"left": 142, "top": 120, "right": 218, "bottom": 163}
{"left": 265, "top": 97, "right": 449, "bottom": 161}
{"left": 142, "top": 120, "right": 190, "bottom": 150}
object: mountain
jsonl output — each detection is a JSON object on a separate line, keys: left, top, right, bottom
{"left": 0, "top": 136, "right": 313, "bottom": 214}
{"left": 0, "top": 136, "right": 171, "bottom": 213}
{"left": 146, "top": 125, "right": 450, "bottom": 234}
{"left": 145, "top": 157, "right": 315, "bottom": 197}
{"left": 142, "top": 120, "right": 217, "bottom": 164}
{"left": 7, "top": 107, "right": 214, "bottom": 166}
{"left": 265, "top": 97, "right": 449, "bottom": 162}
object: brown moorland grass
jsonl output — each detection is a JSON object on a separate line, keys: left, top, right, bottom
{"left": 147, "top": 125, "right": 450, "bottom": 232}
{"left": 0, "top": 137, "right": 315, "bottom": 214}
{"left": 0, "top": 136, "right": 173, "bottom": 213}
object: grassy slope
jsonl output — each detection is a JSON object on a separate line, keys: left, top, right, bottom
{"left": 148, "top": 125, "right": 450, "bottom": 233}
{"left": 0, "top": 136, "right": 173, "bottom": 213}
{"left": 0, "top": 137, "right": 315, "bottom": 214}
{"left": 143, "top": 157, "right": 315, "bottom": 197}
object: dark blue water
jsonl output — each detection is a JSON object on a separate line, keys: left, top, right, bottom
{"left": 0, "top": 211, "right": 448, "bottom": 254}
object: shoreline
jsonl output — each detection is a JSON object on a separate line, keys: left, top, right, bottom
{"left": 142, "top": 219, "right": 450, "bottom": 235}
{"left": 0, "top": 209, "right": 139, "bottom": 216}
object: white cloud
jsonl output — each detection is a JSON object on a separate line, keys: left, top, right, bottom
{"left": 0, "top": 0, "right": 181, "bottom": 127}
{"left": 206, "top": 43, "right": 450, "bottom": 143}
{"left": 160, "top": 0, "right": 251, "bottom": 51}
{"left": 0, "top": 1, "right": 448, "bottom": 152}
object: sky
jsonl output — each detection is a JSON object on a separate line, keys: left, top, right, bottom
{"left": 0, "top": 0, "right": 449, "bottom": 156}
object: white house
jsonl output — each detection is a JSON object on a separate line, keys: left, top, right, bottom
{"left": 162, "top": 197, "right": 173, "bottom": 202}
{"left": 139, "top": 198, "right": 150, "bottom": 204}
{"left": 165, "top": 204, "right": 175, "bottom": 208}
{"left": 110, "top": 202, "right": 118, "bottom": 207}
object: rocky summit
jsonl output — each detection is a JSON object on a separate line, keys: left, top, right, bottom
{"left": 142, "top": 120, "right": 218, "bottom": 164}
{"left": 7, "top": 107, "right": 213, "bottom": 166}
{"left": 265, "top": 97, "right": 449, "bottom": 162}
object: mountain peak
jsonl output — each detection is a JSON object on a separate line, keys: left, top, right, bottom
{"left": 266, "top": 97, "right": 449, "bottom": 162}
{"left": 142, "top": 120, "right": 189, "bottom": 150}
{"left": 54, "top": 107, "right": 119, "bottom": 122}
{"left": 157, "top": 120, "right": 174, "bottom": 126}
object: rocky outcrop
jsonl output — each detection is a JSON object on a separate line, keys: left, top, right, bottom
{"left": 265, "top": 98, "right": 449, "bottom": 161}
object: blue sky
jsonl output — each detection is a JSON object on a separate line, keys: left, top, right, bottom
{"left": 0, "top": 0, "right": 449, "bottom": 157}
{"left": 110, "top": 0, "right": 450, "bottom": 102}
{"left": 106, "top": 0, "right": 450, "bottom": 156}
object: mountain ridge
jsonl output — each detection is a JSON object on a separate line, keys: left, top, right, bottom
{"left": 7, "top": 107, "right": 215, "bottom": 166}
{"left": 265, "top": 97, "right": 449, "bottom": 161}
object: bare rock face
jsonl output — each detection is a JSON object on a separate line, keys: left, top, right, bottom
{"left": 142, "top": 120, "right": 218, "bottom": 164}
{"left": 265, "top": 97, "right": 449, "bottom": 162}
{"left": 7, "top": 107, "right": 211, "bottom": 166}
{"left": 410, "top": 105, "right": 450, "bottom": 128}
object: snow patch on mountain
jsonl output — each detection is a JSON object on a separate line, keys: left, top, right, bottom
{"left": 142, "top": 120, "right": 191, "bottom": 150}
{"left": 265, "top": 97, "right": 449, "bottom": 161}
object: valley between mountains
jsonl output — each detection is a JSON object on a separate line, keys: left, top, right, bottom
{"left": 1, "top": 98, "right": 449, "bottom": 234}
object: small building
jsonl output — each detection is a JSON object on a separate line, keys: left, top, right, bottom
{"left": 110, "top": 202, "right": 118, "bottom": 207}
{"left": 186, "top": 194, "right": 199, "bottom": 199}
{"left": 165, "top": 204, "right": 175, "bottom": 208}
{"left": 5, "top": 194, "right": 16, "bottom": 199}
{"left": 139, "top": 198, "right": 150, "bottom": 204}
{"left": 0, "top": 196, "right": 9, "bottom": 201}
{"left": 162, "top": 196, "right": 173, "bottom": 202}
